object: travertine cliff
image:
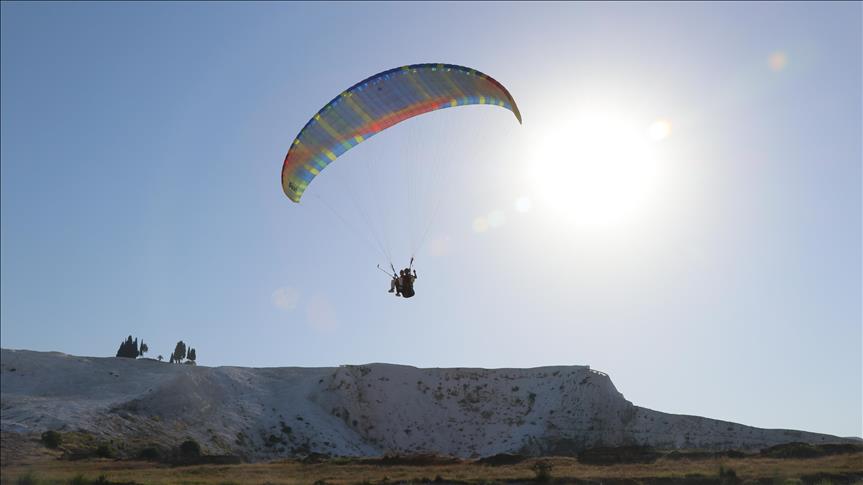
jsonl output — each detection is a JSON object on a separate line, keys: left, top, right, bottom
{"left": 0, "top": 349, "right": 850, "bottom": 460}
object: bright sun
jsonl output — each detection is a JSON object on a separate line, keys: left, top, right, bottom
{"left": 528, "top": 112, "right": 666, "bottom": 230}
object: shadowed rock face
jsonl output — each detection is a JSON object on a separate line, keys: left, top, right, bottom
{"left": 0, "top": 349, "right": 852, "bottom": 461}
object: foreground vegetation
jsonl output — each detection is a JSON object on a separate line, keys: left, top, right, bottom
{"left": 2, "top": 452, "right": 861, "bottom": 485}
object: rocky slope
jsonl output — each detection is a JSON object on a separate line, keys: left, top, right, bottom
{"left": 0, "top": 349, "right": 852, "bottom": 460}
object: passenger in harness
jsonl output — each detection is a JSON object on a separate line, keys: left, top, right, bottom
{"left": 387, "top": 267, "right": 417, "bottom": 298}
{"left": 400, "top": 268, "right": 417, "bottom": 298}
{"left": 389, "top": 269, "right": 404, "bottom": 296}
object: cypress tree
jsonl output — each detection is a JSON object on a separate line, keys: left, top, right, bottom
{"left": 174, "top": 341, "right": 187, "bottom": 362}
{"left": 116, "top": 335, "right": 140, "bottom": 358}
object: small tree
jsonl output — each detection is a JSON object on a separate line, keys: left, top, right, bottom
{"left": 116, "top": 335, "right": 140, "bottom": 359}
{"left": 116, "top": 335, "right": 128, "bottom": 358}
{"left": 173, "top": 341, "right": 187, "bottom": 362}
{"left": 139, "top": 341, "right": 148, "bottom": 357}
{"left": 188, "top": 348, "right": 196, "bottom": 362}
{"left": 41, "top": 430, "right": 62, "bottom": 449}
{"left": 157, "top": 355, "right": 163, "bottom": 362}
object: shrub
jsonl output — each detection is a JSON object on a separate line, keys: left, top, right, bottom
{"left": 719, "top": 466, "right": 738, "bottom": 485}
{"left": 820, "top": 443, "right": 863, "bottom": 455}
{"left": 476, "top": 453, "right": 527, "bottom": 466}
{"left": 70, "top": 475, "right": 89, "bottom": 485}
{"left": 578, "top": 445, "right": 661, "bottom": 465}
{"left": 94, "top": 443, "right": 113, "bottom": 458}
{"left": 138, "top": 446, "right": 161, "bottom": 461}
{"left": 361, "top": 454, "right": 461, "bottom": 466}
{"left": 71, "top": 476, "right": 113, "bottom": 485}
{"left": 760, "top": 442, "right": 822, "bottom": 459}
{"left": 531, "top": 460, "right": 553, "bottom": 482}
{"left": 179, "top": 439, "right": 201, "bottom": 458}
{"left": 40, "top": 430, "right": 62, "bottom": 449}
{"left": 15, "top": 472, "right": 39, "bottom": 485}
{"left": 196, "top": 455, "right": 243, "bottom": 465}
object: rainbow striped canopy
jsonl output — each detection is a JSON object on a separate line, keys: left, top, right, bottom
{"left": 281, "top": 63, "right": 522, "bottom": 202}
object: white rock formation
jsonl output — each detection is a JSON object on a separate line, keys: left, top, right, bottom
{"left": 0, "top": 349, "right": 850, "bottom": 460}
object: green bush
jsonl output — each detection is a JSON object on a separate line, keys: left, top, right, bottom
{"left": 94, "top": 443, "right": 113, "bottom": 458}
{"left": 70, "top": 475, "right": 89, "bottom": 485}
{"left": 15, "top": 471, "right": 39, "bottom": 485}
{"left": 179, "top": 439, "right": 201, "bottom": 458}
{"left": 40, "top": 430, "right": 62, "bottom": 449}
{"left": 577, "top": 445, "right": 661, "bottom": 465}
{"left": 531, "top": 460, "right": 553, "bottom": 482}
{"left": 138, "top": 446, "right": 161, "bottom": 461}
{"left": 761, "top": 442, "right": 822, "bottom": 459}
{"left": 719, "top": 465, "right": 739, "bottom": 485}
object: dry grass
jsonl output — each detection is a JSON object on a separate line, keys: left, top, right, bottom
{"left": 1, "top": 453, "right": 861, "bottom": 485}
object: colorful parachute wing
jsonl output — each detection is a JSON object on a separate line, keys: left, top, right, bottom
{"left": 281, "top": 63, "right": 522, "bottom": 202}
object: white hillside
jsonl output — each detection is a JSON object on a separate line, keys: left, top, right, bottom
{"left": 0, "top": 349, "right": 850, "bottom": 461}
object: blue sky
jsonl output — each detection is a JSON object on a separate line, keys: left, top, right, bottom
{"left": 1, "top": 2, "right": 860, "bottom": 438}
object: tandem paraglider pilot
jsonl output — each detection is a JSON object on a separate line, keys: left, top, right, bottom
{"left": 389, "top": 268, "right": 418, "bottom": 298}
{"left": 280, "top": 64, "right": 520, "bottom": 300}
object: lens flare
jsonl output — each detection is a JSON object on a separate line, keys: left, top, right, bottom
{"left": 768, "top": 51, "right": 788, "bottom": 71}
{"left": 429, "top": 235, "right": 452, "bottom": 256}
{"left": 473, "top": 217, "right": 489, "bottom": 233}
{"left": 272, "top": 287, "right": 300, "bottom": 311}
{"left": 649, "top": 119, "right": 672, "bottom": 141}
{"left": 488, "top": 210, "right": 506, "bottom": 228}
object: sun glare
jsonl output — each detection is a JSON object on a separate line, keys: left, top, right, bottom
{"left": 649, "top": 119, "right": 672, "bottom": 141}
{"left": 529, "top": 112, "right": 665, "bottom": 230}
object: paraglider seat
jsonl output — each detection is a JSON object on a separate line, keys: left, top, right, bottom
{"left": 401, "top": 286, "right": 415, "bottom": 298}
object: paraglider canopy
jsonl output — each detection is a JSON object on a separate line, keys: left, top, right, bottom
{"left": 280, "top": 63, "right": 522, "bottom": 299}
{"left": 281, "top": 63, "right": 522, "bottom": 202}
